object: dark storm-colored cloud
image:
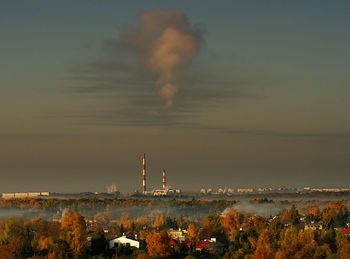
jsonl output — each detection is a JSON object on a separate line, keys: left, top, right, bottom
{"left": 69, "top": 51, "right": 350, "bottom": 139}
{"left": 221, "top": 129, "right": 350, "bottom": 138}
{"left": 68, "top": 9, "right": 260, "bottom": 127}
{"left": 69, "top": 50, "right": 257, "bottom": 127}
{"left": 69, "top": 53, "right": 350, "bottom": 139}
{"left": 70, "top": 62, "right": 255, "bottom": 127}
{"left": 68, "top": 9, "right": 350, "bottom": 140}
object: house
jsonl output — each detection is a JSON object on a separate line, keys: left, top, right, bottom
{"left": 304, "top": 222, "right": 324, "bottom": 231}
{"left": 196, "top": 238, "right": 225, "bottom": 255}
{"left": 167, "top": 228, "right": 187, "bottom": 241}
{"left": 338, "top": 228, "right": 350, "bottom": 236}
{"left": 169, "top": 238, "right": 177, "bottom": 247}
{"left": 109, "top": 234, "right": 144, "bottom": 249}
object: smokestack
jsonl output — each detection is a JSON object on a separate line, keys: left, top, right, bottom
{"left": 163, "top": 169, "right": 166, "bottom": 191}
{"left": 142, "top": 153, "right": 146, "bottom": 194}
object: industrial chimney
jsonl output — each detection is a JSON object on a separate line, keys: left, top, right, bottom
{"left": 142, "top": 153, "right": 146, "bottom": 194}
{"left": 163, "top": 169, "right": 166, "bottom": 191}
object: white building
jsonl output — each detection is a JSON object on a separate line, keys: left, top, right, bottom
{"left": 153, "top": 187, "right": 181, "bottom": 196}
{"left": 1, "top": 192, "right": 50, "bottom": 199}
{"left": 109, "top": 234, "right": 143, "bottom": 249}
{"left": 237, "top": 188, "right": 254, "bottom": 193}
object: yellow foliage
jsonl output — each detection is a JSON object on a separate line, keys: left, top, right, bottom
{"left": 145, "top": 231, "right": 171, "bottom": 257}
{"left": 187, "top": 223, "right": 199, "bottom": 246}
{"left": 152, "top": 215, "right": 165, "bottom": 228}
{"left": 221, "top": 210, "right": 241, "bottom": 234}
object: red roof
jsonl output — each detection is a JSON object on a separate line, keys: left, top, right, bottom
{"left": 339, "top": 228, "right": 350, "bottom": 235}
{"left": 196, "top": 239, "right": 224, "bottom": 249}
{"left": 169, "top": 239, "right": 177, "bottom": 246}
{"left": 196, "top": 239, "right": 215, "bottom": 249}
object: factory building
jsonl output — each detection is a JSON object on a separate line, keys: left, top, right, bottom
{"left": 153, "top": 169, "right": 181, "bottom": 196}
{"left": 140, "top": 154, "right": 181, "bottom": 196}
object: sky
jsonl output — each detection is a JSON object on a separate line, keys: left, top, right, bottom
{"left": 1, "top": 1, "right": 350, "bottom": 193}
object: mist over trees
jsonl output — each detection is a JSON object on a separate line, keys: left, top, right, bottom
{"left": 0, "top": 198, "right": 349, "bottom": 258}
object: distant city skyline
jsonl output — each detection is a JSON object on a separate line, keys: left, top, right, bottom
{"left": 1, "top": 1, "right": 349, "bottom": 192}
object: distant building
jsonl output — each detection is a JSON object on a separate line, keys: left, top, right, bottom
{"left": 311, "top": 188, "right": 350, "bottom": 192}
{"left": 153, "top": 187, "right": 181, "bottom": 196}
{"left": 107, "top": 184, "right": 118, "bottom": 194}
{"left": 1, "top": 192, "right": 50, "bottom": 199}
{"left": 227, "top": 188, "right": 235, "bottom": 194}
{"left": 217, "top": 188, "right": 226, "bottom": 194}
{"left": 237, "top": 188, "right": 253, "bottom": 193}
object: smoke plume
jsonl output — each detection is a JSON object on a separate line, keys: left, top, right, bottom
{"left": 120, "top": 9, "right": 201, "bottom": 109}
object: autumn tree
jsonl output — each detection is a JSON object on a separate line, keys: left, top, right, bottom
{"left": 0, "top": 218, "right": 31, "bottom": 258}
{"left": 94, "top": 211, "right": 112, "bottom": 225}
{"left": 266, "top": 219, "right": 283, "bottom": 248}
{"left": 187, "top": 223, "right": 200, "bottom": 246}
{"left": 136, "top": 252, "right": 150, "bottom": 259}
{"left": 314, "top": 244, "right": 332, "bottom": 259}
{"left": 0, "top": 243, "right": 16, "bottom": 259}
{"left": 274, "top": 249, "right": 287, "bottom": 259}
{"left": 322, "top": 201, "right": 349, "bottom": 228}
{"left": 279, "top": 227, "right": 299, "bottom": 257}
{"left": 61, "top": 212, "right": 87, "bottom": 258}
{"left": 177, "top": 215, "right": 187, "bottom": 229}
{"left": 221, "top": 210, "right": 241, "bottom": 234}
{"left": 152, "top": 215, "right": 165, "bottom": 228}
{"left": 243, "top": 215, "right": 267, "bottom": 239}
{"left": 336, "top": 231, "right": 350, "bottom": 258}
{"left": 146, "top": 230, "right": 172, "bottom": 258}
{"left": 253, "top": 243, "right": 273, "bottom": 259}
{"left": 25, "top": 217, "right": 60, "bottom": 256}
{"left": 252, "top": 229, "right": 274, "bottom": 259}
{"left": 137, "top": 215, "right": 150, "bottom": 226}
{"left": 279, "top": 205, "right": 299, "bottom": 224}
{"left": 36, "top": 236, "right": 56, "bottom": 257}
{"left": 305, "top": 206, "right": 321, "bottom": 222}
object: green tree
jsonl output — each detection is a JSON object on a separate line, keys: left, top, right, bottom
{"left": 91, "top": 226, "right": 107, "bottom": 256}
{"left": 0, "top": 218, "right": 32, "bottom": 258}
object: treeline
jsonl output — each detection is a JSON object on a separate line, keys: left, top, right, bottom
{"left": 0, "top": 213, "right": 86, "bottom": 258}
{"left": 0, "top": 198, "right": 237, "bottom": 220}
{"left": 0, "top": 200, "right": 349, "bottom": 258}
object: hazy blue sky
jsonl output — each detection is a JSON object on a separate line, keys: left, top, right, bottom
{"left": 1, "top": 1, "right": 349, "bottom": 193}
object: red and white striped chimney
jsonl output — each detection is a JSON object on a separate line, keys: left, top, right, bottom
{"left": 162, "top": 169, "right": 166, "bottom": 191}
{"left": 142, "top": 153, "right": 146, "bottom": 194}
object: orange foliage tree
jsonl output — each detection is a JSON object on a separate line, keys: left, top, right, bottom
{"left": 146, "top": 231, "right": 171, "bottom": 257}
{"left": 177, "top": 215, "right": 187, "bottom": 229}
{"left": 187, "top": 223, "right": 200, "bottom": 246}
{"left": 221, "top": 210, "right": 241, "bottom": 234}
{"left": 306, "top": 206, "right": 321, "bottom": 222}
{"left": 61, "top": 212, "right": 87, "bottom": 257}
{"left": 152, "top": 215, "right": 165, "bottom": 228}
